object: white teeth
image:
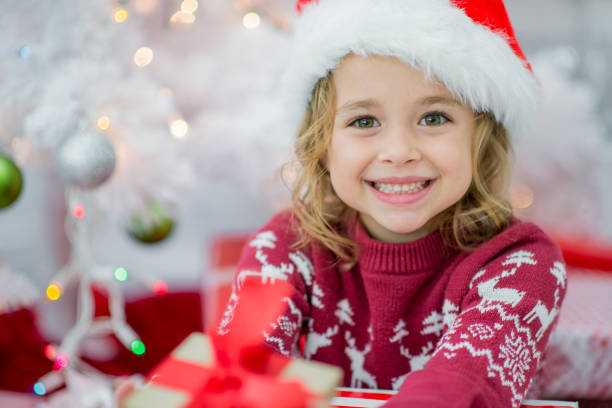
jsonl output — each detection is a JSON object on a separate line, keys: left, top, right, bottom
{"left": 373, "top": 181, "right": 428, "bottom": 194}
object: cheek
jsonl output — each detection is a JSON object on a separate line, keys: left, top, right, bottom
{"left": 328, "top": 134, "right": 366, "bottom": 174}
{"left": 327, "top": 150, "right": 356, "bottom": 188}
{"left": 327, "top": 136, "right": 371, "bottom": 202}
{"left": 432, "top": 141, "right": 473, "bottom": 183}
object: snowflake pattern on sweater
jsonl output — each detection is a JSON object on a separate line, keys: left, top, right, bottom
{"left": 218, "top": 212, "right": 566, "bottom": 408}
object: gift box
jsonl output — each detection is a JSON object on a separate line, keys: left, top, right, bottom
{"left": 535, "top": 267, "right": 612, "bottom": 399}
{"left": 123, "top": 279, "right": 343, "bottom": 408}
{"left": 122, "top": 332, "right": 343, "bottom": 407}
{"left": 202, "top": 235, "right": 250, "bottom": 331}
{"left": 330, "top": 388, "right": 579, "bottom": 408}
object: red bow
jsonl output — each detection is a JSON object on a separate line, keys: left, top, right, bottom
{"left": 149, "top": 279, "right": 318, "bottom": 408}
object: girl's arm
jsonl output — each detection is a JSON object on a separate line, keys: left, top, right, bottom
{"left": 216, "top": 212, "right": 310, "bottom": 357}
{"left": 384, "top": 236, "right": 567, "bottom": 408}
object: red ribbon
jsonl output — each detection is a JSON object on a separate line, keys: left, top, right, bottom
{"left": 149, "top": 279, "right": 318, "bottom": 408}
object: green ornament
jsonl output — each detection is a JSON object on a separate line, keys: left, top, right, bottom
{"left": 0, "top": 153, "right": 23, "bottom": 209}
{"left": 128, "top": 202, "right": 174, "bottom": 244}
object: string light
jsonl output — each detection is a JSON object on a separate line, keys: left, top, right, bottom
{"left": 37, "top": 188, "right": 167, "bottom": 392}
{"left": 53, "top": 353, "right": 68, "bottom": 371}
{"left": 131, "top": 340, "right": 146, "bottom": 355}
{"left": 33, "top": 382, "right": 46, "bottom": 396}
{"left": 180, "top": 0, "right": 198, "bottom": 13}
{"left": 242, "top": 12, "right": 261, "bottom": 29}
{"left": 169, "top": 118, "right": 189, "bottom": 139}
{"left": 233, "top": 0, "right": 291, "bottom": 31}
{"left": 153, "top": 280, "right": 168, "bottom": 295}
{"left": 114, "top": 267, "right": 129, "bottom": 282}
{"left": 44, "top": 345, "right": 57, "bottom": 360}
{"left": 113, "top": 8, "right": 129, "bottom": 23}
{"left": 73, "top": 204, "right": 85, "bottom": 219}
{"left": 46, "top": 283, "right": 62, "bottom": 301}
{"left": 133, "top": 47, "right": 154, "bottom": 67}
{"left": 97, "top": 115, "right": 111, "bottom": 130}
{"left": 17, "top": 46, "right": 31, "bottom": 59}
{"left": 170, "top": 11, "right": 196, "bottom": 25}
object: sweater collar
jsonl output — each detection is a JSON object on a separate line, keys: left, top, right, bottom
{"left": 352, "top": 217, "right": 455, "bottom": 274}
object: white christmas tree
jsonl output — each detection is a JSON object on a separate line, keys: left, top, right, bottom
{"left": 1, "top": 0, "right": 196, "bottom": 402}
{"left": 1, "top": 1, "right": 297, "bottom": 404}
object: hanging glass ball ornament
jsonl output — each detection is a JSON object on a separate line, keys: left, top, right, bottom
{"left": 55, "top": 130, "right": 116, "bottom": 188}
{"left": 128, "top": 202, "right": 175, "bottom": 244}
{"left": 0, "top": 153, "right": 23, "bottom": 209}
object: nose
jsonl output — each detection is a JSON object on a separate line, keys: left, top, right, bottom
{"left": 377, "top": 126, "right": 421, "bottom": 165}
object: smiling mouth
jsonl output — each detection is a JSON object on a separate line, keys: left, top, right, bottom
{"left": 368, "top": 180, "right": 432, "bottom": 194}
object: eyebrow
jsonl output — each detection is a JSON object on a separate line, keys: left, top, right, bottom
{"left": 336, "top": 98, "right": 379, "bottom": 115}
{"left": 418, "top": 96, "right": 462, "bottom": 107}
{"left": 336, "top": 95, "right": 461, "bottom": 116}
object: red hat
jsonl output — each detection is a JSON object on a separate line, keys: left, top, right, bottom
{"left": 285, "top": 0, "right": 539, "bottom": 139}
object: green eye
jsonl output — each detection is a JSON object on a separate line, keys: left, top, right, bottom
{"left": 351, "top": 117, "right": 380, "bottom": 129}
{"left": 420, "top": 114, "right": 448, "bottom": 126}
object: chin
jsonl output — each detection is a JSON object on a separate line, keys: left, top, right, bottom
{"left": 380, "top": 218, "right": 429, "bottom": 235}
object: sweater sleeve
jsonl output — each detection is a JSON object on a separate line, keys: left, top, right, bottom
{"left": 383, "top": 228, "right": 567, "bottom": 408}
{"left": 216, "top": 212, "right": 311, "bottom": 357}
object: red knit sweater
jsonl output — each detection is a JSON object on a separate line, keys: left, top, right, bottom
{"left": 218, "top": 211, "right": 566, "bottom": 408}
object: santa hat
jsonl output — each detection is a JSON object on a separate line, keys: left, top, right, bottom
{"left": 284, "top": 0, "right": 539, "bottom": 139}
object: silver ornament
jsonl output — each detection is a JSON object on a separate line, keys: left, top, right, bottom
{"left": 55, "top": 130, "right": 116, "bottom": 188}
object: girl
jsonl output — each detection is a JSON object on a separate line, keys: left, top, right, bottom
{"left": 219, "top": 1, "right": 566, "bottom": 407}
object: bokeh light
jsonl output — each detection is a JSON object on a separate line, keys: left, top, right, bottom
{"left": 169, "top": 118, "right": 188, "bottom": 139}
{"left": 170, "top": 11, "right": 196, "bottom": 24}
{"left": 114, "top": 8, "right": 129, "bottom": 23}
{"left": 53, "top": 353, "right": 68, "bottom": 371}
{"left": 17, "top": 46, "right": 31, "bottom": 59}
{"left": 180, "top": 0, "right": 198, "bottom": 13}
{"left": 114, "top": 267, "right": 129, "bottom": 282}
{"left": 73, "top": 204, "right": 85, "bottom": 219}
{"left": 46, "top": 283, "right": 62, "bottom": 301}
{"left": 133, "top": 47, "right": 154, "bottom": 67}
{"left": 242, "top": 12, "right": 261, "bottom": 29}
{"left": 510, "top": 184, "right": 535, "bottom": 209}
{"left": 97, "top": 115, "right": 111, "bottom": 130}
{"left": 44, "top": 345, "right": 56, "bottom": 360}
{"left": 131, "top": 340, "right": 146, "bottom": 355}
{"left": 153, "top": 280, "right": 168, "bottom": 295}
{"left": 33, "top": 382, "right": 46, "bottom": 396}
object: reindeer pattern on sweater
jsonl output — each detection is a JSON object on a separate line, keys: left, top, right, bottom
{"left": 218, "top": 212, "right": 566, "bottom": 408}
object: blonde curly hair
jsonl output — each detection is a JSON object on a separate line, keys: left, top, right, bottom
{"left": 284, "top": 71, "right": 513, "bottom": 265}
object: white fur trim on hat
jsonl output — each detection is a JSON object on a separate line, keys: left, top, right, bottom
{"left": 283, "top": 0, "right": 540, "bottom": 139}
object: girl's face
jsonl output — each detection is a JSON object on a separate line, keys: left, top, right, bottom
{"left": 327, "top": 54, "right": 476, "bottom": 243}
